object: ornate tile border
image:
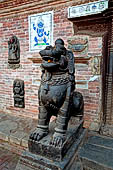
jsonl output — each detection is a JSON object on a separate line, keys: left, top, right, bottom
{"left": 68, "top": 0, "right": 108, "bottom": 18}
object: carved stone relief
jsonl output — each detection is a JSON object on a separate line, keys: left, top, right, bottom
{"left": 91, "top": 56, "right": 101, "bottom": 75}
{"left": 68, "top": 36, "right": 88, "bottom": 55}
{"left": 8, "top": 36, "right": 20, "bottom": 69}
{"left": 13, "top": 79, "right": 25, "bottom": 108}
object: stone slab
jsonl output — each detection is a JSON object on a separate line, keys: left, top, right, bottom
{"left": 0, "top": 131, "right": 9, "bottom": 142}
{"left": 21, "top": 136, "right": 29, "bottom": 148}
{"left": 79, "top": 138, "right": 113, "bottom": 170}
{"left": 0, "top": 120, "right": 18, "bottom": 134}
{"left": 28, "top": 120, "right": 83, "bottom": 161}
{"left": 9, "top": 131, "right": 28, "bottom": 146}
{"left": 15, "top": 128, "right": 87, "bottom": 170}
{"left": 87, "top": 135, "right": 113, "bottom": 149}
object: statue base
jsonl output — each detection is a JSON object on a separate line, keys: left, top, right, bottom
{"left": 28, "top": 119, "right": 84, "bottom": 161}
{"left": 8, "top": 63, "right": 21, "bottom": 69}
{"left": 15, "top": 119, "right": 87, "bottom": 170}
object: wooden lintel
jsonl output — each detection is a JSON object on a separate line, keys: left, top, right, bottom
{"left": 28, "top": 58, "right": 42, "bottom": 63}
{"left": 28, "top": 57, "right": 91, "bottom": 64}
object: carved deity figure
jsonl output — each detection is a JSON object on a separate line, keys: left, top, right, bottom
{"left": 8, "top": 36, "right": 20, "bottom": 64}
{"left": 30, "top": 39, "right": 84, "bottom": 147}
{"left": 13, "top": 79, "right": 25, "bottom": 108}
{"left": 91, "top": 56, "right": 100, "bottom": 75}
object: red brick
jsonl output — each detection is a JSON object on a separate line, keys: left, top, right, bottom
{"left": 0, "top": 0, "right": 104, "bottom": 128}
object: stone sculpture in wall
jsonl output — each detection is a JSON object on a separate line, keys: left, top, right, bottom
{"left": 8, "top": 36, "right": 20, "bottom": 69}
{"left": 13, "top": 79, "right": 25, "bottom": 108}
{"left": 91, "top": 56, "right": 101, "bottom": 75}
{"left": 68, "top": 36, "right": 88, "bottom": 54}
{"left": 29, "top": 38, "right": 84, "bottom": 148}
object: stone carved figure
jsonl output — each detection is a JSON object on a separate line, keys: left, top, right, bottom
{"left": 30, "top": 39, "right": 84, "bottom": 147}
{"left": 91, "top": 56, "right": 100, "bottom": 75}
{"left": 68, "top": 36, "right": 88, "bottom": 54}
{"left": 8, "top": 36, "right": 20, "bottom": 65}
{"left": 13, "top": 79, "right": 25, "bottom": 108}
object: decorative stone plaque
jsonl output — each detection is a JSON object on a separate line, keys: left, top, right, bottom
{"left": 8, "top": 36, "right": 20, "bottom": 69}
{"left": 68, "top": 0, "right": 108, "bottom": 18}
{"left": 68, "top": 36, "right": 88, "bottom": 54}
{"left": 13, "top": 79, "right": 25, "bottom": 108}
{"left": 29, "top": 11, "right": 53, "bottom": 52}
{"left": 91, "top": 56, "right": 101, "bottom": 75}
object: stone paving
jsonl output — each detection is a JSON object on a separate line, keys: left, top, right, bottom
{"left": 79, "top": 133, "right": 113, "bottom": 170}
{"left": 0, "top": 146, "right": 20, "bottom": 170}
{"left": 0, "top": 112, "right": 38, "bottom": 170}
{"left": 1, "top": 112, "right": 113, "bottom": 170}
{"left": 0, "top": 112, "right": 37, "bottom": 149}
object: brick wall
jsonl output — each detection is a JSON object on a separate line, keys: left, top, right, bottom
{"left": 0, "top": 0, "right": 104, "bottom": 130}
{"left": 0, "top": 13, "right": 40, "bottom": 118}
{"left": 73, "top": 36, "right": 102, "bottom": 129}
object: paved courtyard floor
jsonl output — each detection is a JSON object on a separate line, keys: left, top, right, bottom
{"left": 0, "top": 112, "right": 113, "bottom": 170}
{"left": 0, "top": 112, "right": 37, "bottom": 149}
{"left": 0, "top": 112, "right": 37, "bottom": 170}
{"left": 0, "top": 146, "right": 20, "bottom": 170}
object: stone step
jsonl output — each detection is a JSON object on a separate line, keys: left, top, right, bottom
{"left": 87, "top": 135, "right": 113, "bottom": 149}
{"left": 79, "top": 135, "right": 113, "bottom": 170}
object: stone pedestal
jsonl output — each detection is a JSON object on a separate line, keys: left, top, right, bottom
{"left": 28, "top": 119, "right": 84, "bottom": 161}
{"left": 15, "top": 119, "right": 86, "bottom": 170}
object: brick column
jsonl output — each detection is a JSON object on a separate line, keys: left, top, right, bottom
{"left": 104, "top": 19, "right": 113, "bottom": 124}
{"left": 101, "top": 12, "right": 113, "bottom": 136}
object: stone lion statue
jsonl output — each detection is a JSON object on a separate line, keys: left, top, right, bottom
{"left": 29, "top": 39, "right": 84, "bottom": 147}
